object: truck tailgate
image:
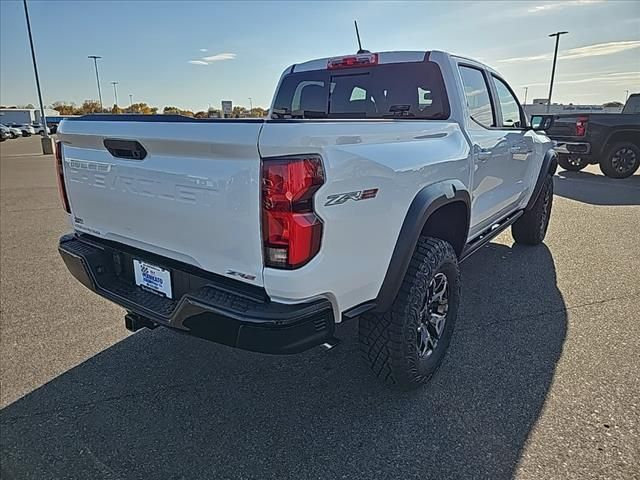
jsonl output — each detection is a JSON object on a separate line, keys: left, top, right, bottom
{"left": 57, "top": 118, "right": 265, "bottom": 286}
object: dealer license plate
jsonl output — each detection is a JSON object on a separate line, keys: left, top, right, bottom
{"left": 133, "top": 259, "right": 172, "bottom": 299}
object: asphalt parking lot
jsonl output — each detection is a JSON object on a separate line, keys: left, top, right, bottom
{"left": 1, "top": 136, "right": 639, "bottom": 480}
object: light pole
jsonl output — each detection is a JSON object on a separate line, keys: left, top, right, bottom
{"left": 523, "top": 87, "right": 529, "bottom": 105}
{"left": 129, "top": 94, "right": 133, "bottom": 113}
{"left": 22, "top": 0, "right": 52, "bottom": 154}
{"left": 111, "top": 81, "right": 119, "bottom": 112}
{"left": 248, "top": 97, "right": 253, "bottom": 115}
{"left": 547, "top": 31, "right": 569, "bottom": 112}
{"left": 88, "top": 55, "right": 103, "bottom": 111}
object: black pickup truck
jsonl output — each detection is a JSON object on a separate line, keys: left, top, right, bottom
{"left": 532, "top": 93, "right": 640, "bottom": 178}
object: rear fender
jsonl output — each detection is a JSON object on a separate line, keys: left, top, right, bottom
{"left": 373, "top": 180, "right": 470, "bottom": 313}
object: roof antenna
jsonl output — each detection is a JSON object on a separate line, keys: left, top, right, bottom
{"left": 354, "top": 20, "right": 370, "bottom": 54}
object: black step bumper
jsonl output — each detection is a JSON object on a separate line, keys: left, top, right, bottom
{"left": 58, "top": 234, "right": 335, "bottom": 354}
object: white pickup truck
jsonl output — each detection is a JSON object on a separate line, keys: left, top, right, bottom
{"left": 57, "top": 50, "right": 557, "bottom": 388}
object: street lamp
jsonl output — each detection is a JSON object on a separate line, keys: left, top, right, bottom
{"left": 88, "top": 55, "right": 103, "bottom": 111}
{"left": 111, "top": 81, "right": 119, "bottom": 112}
{"left": 523, "top": 87, "right": 529, "bottom": 105}
{"left": 129, "top": 94, "right": 133, "bottom": 109}
{"left": 547, "top": 31, "right": 569, "bottom": 112}
{"left": 248, "top": 97, "right": 253, "bottom": 114}
{"left": 22, "top": 0, "right": 52, "bottom": 154}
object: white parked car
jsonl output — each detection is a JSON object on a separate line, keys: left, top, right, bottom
{"left": 56, "top": 50, "right": 557, "bottom": 388}
{"left": 32, "top": 124, "right": 51, "bottom": 135}
{"left": 0, "top": 125, "right": 10, "bottom": 141}
{"left": 10, "top": 124, "right": 35, "bottom": 136}
{"left": 0, "top": 124, "right": 22, "bottom": 139}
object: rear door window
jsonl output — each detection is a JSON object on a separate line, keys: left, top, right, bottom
{"left": 458, "top": 66, "right": 495, "bottom": 128}
{"left": 272, "top": 61, "right": 450, "bottom": 120}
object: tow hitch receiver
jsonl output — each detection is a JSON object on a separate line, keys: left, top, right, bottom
{"left": 124, "top": 313, "right": 158, "bottom": 332}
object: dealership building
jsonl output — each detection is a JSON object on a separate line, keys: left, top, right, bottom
{"left": 0, "top": 108, "right": 60, "bottom": 125}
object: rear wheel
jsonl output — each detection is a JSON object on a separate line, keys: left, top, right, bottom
{"left": 599, "top": 142, "right": 640, "bottom": 179}
{"left": 512, "top": 174, "right": 553, "bottom": 245}
{"left": 359, "top": 237, "right": 460, "bottom": 389}
{"left": 558, "top": 154, "right": 588, "bottom": 172}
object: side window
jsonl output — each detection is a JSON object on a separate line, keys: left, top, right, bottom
{"left": 349, "top": 87, "right": 366, "bottom": 101}
{"left": 418, "top": 87, "right": 433, "bottom": 111}
{"left": 492, "top": 76, "right": 523, "bottom": 128}
{"left": 459, "top": 66, "right": 495, "bottom": 128}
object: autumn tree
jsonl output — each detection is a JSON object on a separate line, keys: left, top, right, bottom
{"left": 129, "top": 103, "right": 157, "bottom": 114}
{"left": 79, "top": 100, "right": 104, "bottom": 114}
{"left": 249, "top": 107, "right": 266, "bottom": 118}
{"left": 52, "top": 101, "right": 76, "bottom": 115}
{"left": 232, "top": 106, "right": 248, "bottom": 118}
{"left": 163, "top": 106, "right": 194, "bottom": 116}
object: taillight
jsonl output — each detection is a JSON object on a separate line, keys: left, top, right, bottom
{"left": 575, "top": 116, "right": 588, "bottom": 137}
{"left": 327, "top": 53, "right": 378, "bottom": 70}
{"left": 261, "top": 156, "right": 324, "bottom": 269}
{"left": 55, "top": 141, "right": 71, "bottom": 213}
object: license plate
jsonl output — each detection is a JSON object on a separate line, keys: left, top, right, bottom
{"left": 133, "top": 259, "right": 172, "bottom": 299}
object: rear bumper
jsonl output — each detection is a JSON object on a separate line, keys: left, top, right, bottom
{"left": 58, "top": 234, "right": 335, "bottom": 354}
{"left": 554, "top": 141, "right": 591, "bottom": 155}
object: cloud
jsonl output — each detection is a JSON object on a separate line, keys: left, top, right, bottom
{"left": 201, "top": 53, "right": 236, "bottom": 62}
{"left": 560, "top": 41, "right": 640, "bottom": 60}
{"left": 520, "top": 71, "right": 640, "bottom": 88}
{"left": 498, "top": 41, "right": 640, "bottom": 63}
{"left": 199, "top": 48, "right": 208, "bottom": 52}
{"left": 527, "top": 0, "right": 603, "bottom": 13}
{"left": 188, "top": 53, "right": 236, "bottom": 66}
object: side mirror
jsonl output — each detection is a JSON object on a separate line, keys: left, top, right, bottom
{"left": 530, "top": 115, "right": 553, "bottom": 131}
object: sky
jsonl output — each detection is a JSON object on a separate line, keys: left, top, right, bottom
{"left": 1, "top": 0, "right": 639, "bottom": 111}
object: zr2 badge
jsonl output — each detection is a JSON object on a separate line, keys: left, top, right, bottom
{"left": 324, "top": 188, "right": 379, "bottom": 207}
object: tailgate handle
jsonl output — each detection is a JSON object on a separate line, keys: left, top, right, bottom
{"left": 103, "top": 139, "right": 147, "bottom": 160}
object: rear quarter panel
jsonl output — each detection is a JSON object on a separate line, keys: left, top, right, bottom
{"left": 259, "top": 120, "right": 470, "bottom": 316}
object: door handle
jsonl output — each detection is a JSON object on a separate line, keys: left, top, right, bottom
{"left": 477, "top": 150, "right": 491, "bottom": 162}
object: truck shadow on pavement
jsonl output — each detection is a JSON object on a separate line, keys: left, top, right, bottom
{"left": 554, "top": 170, "right": 640, "bottom": 206}
{"left": 1, "top": 243, "right": 566, "bottom": 480}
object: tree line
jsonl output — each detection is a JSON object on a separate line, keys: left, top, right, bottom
{"left": 48, "top": 101, "right": 267, "bottom": 118}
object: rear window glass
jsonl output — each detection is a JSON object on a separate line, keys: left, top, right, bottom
{"left": 272, "top": 61, "right": 450, "bottom": 120}
{"left": 622, "top": 95, "right": 640, "bottom": 114}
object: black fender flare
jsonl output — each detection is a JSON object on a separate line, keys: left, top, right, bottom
{"left": 526, "top": 148, "right": 557, "bottom": 211}
{"left": 372, "top": 180, "right": 470, "bottom": 314}
{"left": 599, "top": 128, "right": 640, "bottom": 157}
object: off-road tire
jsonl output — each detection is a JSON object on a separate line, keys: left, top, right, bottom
{"left": 359, "top": 237, "right": 460, "bottom": 389}
{"left": 599, "top": 142, "right": 640, "bottom": 179}
{"left": 558, "top": 154, "right": 588, "bottom": 172}
{"left": 512, "top": 174, "right": 553, "bottom": 245}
